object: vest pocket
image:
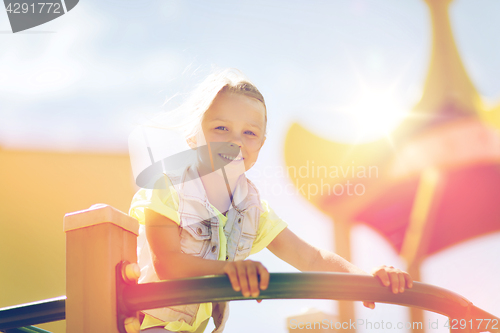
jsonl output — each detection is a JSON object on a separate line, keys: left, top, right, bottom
{"left": 234, "top": 232, "right": 256, "bottom": 260}
{"left": 180, "top": 219, "right": 211, "bottom": 256}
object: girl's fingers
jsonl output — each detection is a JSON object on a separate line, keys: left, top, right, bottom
{"left": 398, "top": 273, "right": 405, "bottom": 293}
{"left": 389, "top": 271, "right": 400, "bottom": 293}
{"left": 372, "top": 266, "right": 413, "bottom": 294}
{"left": 225, "top": 260, "right": 270, "bottom": 298}
{"left": 374, "top": 267, "right": 390, "bottom": 287}
{"left": 363, "top": 301, "right": 375, "bottom": 309}
{"left": 225, "top": 264, "right": 240, "bottom": 292}
{"left": 405, "top": 272, "right": 413, "bottom": 288}
{"left": 237, "top": 264, "right": 250, "bottom": 297}
{"left": 256, "top": 263, "right": 269, "bottom": 290}
{"left": 246, "top": 264, "right": 260, "bottom": 297}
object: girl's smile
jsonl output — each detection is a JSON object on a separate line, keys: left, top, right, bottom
{"left": 218, "top": 153, "right": 243, "bottom": 162}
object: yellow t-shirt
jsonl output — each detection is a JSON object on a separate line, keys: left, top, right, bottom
{"left": 129, "top": 175, "right": 287, "bottom": 332}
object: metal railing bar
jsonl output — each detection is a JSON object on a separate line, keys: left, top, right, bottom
{"left": 119, "top": 273, "right": 499, "bottom": 332}
{"left": 2, "top": 325, "right": 53, "bottom": 333}
{"left": 0, "top": 296, "right": 65, "bottom": 330}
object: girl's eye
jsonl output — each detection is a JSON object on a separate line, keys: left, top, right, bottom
{"left": 215, "top": 126, "right": 228, "bottom": 131}
{"left": 245, "top": 131, "right": 256, "bottom": 136}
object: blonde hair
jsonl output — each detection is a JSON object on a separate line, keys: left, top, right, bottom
{"left": 158, "top": 68, "right": 267, "bottom": 140}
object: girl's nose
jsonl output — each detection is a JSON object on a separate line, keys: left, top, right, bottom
{"left": 226, "top": 142, "right": 241, "bottom": 157}
{"left": 229, "top": 135, "right": 242, "bottom": 148}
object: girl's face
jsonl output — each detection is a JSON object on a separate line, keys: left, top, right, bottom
{"left": 199, "top": 92, "right": 266, "bottom": 174}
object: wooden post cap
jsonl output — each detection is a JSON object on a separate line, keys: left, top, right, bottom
{"left": 63, "top": 204, "right": 139, "bottom": 236}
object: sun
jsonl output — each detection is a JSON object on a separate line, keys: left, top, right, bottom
{"left": 342, "top": 87, "right": 408, "bottom": 142}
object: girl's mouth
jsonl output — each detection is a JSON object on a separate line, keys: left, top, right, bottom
{"left": 219, "top": 153, "right": 243, "bottom": 162}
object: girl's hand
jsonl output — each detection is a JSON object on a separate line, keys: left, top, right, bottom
{"left": 223, "top": 260, "right": 269, "bottom": 299}
{"left": 363, "top": 265, "right": 413, "bottom": 309}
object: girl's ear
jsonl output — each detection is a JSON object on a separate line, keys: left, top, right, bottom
{"left": 260, "top": 136, "right": 267, "bottom": 149}
{"left": 187, "top": 136, "right": 197, "bottom": 149}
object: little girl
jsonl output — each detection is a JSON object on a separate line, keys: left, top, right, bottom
{"left": 129, "top": 69, "right": 412, "bottom": 333}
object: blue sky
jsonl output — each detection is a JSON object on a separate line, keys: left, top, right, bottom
{"left": 1, "top": 0, "right": 499, "bottom": 149}
{"left": 1, "top": 1, "right": 499, "bottom": 332}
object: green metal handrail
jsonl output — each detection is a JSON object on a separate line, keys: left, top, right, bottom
{"left": 2, "top": 326, "right": 53, "bottom": 333}
{"left": 0, "top": 296, "right": 65, "bottom": 331}
{"left": 116, "top": 267, "right": 499, "bottom": 333}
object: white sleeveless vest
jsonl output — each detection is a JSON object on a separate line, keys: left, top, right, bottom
{"left": 138, "top": 165, "right": 263, "bottom": 332}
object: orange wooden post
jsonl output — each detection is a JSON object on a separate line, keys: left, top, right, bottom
{"left": 64, "top": 204, "right": 140, "bottom": 333}
{"left": 400, "top": 168, "right": 442, "bottom": 333}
